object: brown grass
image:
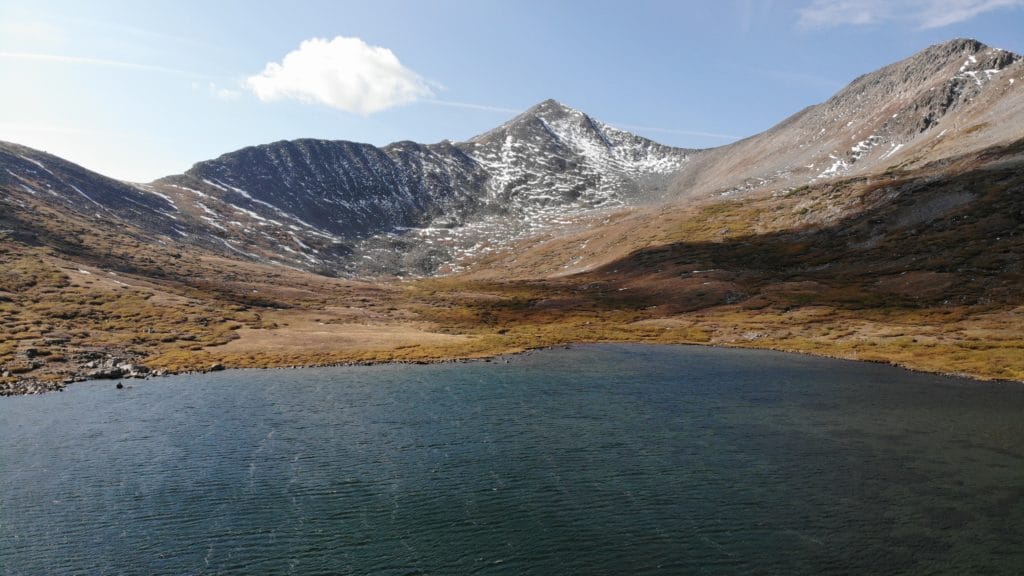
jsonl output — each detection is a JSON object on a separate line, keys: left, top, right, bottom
{"left": 2, "top": 145, "right": 1023, "bottom": 393}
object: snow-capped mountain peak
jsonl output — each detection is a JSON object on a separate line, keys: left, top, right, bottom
{"left": 125, "top": 100, "right": 692, "bottom": 275}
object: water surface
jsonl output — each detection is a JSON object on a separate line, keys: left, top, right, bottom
{"left": 2, "top": 345, "right": 1023, "bottom": 574}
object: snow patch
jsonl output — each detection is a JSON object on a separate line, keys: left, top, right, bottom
{"left": 18, "top": 154, "right": 54, "bottom": 176}
{"left": 818, "top": 155, "right": 850, "bottom": 178}
{"left": 879, "top": 143, "right": 905, "bottom": 160}
{"left": 168, "top": 184, "right": 210, "bottom": 198}
{"left": 200, "top": 216, "right": 226, "bottom": 230}
{"left": 219, "top": 238, "right": 262, "bottom": 260}
{"left": 68, "top": 184, "right": 103, "bottom": 208}
{"left": 202, "top": 178, "right": 228, "bottom": 191}
{"left": 850, "top": 135, "right": 881, "bottom": 161}
{"left": 134, "top": 184, "right": 178, "bottom": 210}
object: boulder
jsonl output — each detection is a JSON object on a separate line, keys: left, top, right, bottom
{"left": 120, "top": 364, "right": 150, "bottom": 378}
{"left": 88, "top": 366, "right": 125, "bottom": 379}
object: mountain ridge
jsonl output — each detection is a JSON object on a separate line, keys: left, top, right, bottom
{"left": 2, "top": 38, "right": 1023, "bottom": 393}
{"left": 3, "top": 39, "right": 1020, "bottom": 279}
{"left": 667, "top": 38, "right": 1022, "bottom": 200}
{"left": 145, "top": 98, "right": 693, "bottom": 275}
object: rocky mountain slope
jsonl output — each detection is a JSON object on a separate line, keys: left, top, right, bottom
{"left": 151, "top": 99, "right": 690, "bottom": 275}
{"left": 3, "top": 100, "right": 689, "bottom": 277}
{"left": 0, "top": 142, "right": 180, "bottom": 237}
{"left": 2, "top": 38, "right": 1023, "bottom": 394}
{"left": 463, "top": 39, "right": 1024, "bottom": 279}
{"left": 4, "top": 40, "right": 1019, "bottom": 280}
{"left": 669, "top": 38, "right": 1022, "bottom": 200}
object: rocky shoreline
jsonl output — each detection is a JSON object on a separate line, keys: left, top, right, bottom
{"left": 4, "top": 340, "right": 1022, "bottom": 398}
{"left": 1, "top": 355, "right": 160, "bottom": 396}
{"left": 0, "top": 349, "right": 521, "bottom": 396}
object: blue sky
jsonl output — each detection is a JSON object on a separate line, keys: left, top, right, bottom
{"left": 1, "top": 0, "right": 1022, "bottom": 181}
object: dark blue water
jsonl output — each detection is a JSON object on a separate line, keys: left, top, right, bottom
{"left": 2, "top": 345, "right": 1023, "bottom": 575}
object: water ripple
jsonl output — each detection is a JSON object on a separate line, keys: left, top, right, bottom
{"left": 2, "top": 345, "right": 1024, "bottom": 574}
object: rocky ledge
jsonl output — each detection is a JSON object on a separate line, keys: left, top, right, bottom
{"left": 0, "top": 354, "right": 164, "bottom": 396}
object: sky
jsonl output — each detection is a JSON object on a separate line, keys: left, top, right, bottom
{"left": 1, "top": 0, "right": 1022, "bottom": 182}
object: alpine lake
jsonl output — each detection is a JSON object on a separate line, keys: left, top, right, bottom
{"left": 2, "top": 344, "right": 1023, "bottom": 575}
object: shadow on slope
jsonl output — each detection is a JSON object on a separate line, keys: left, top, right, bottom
{"left": 581, "top": 142, "right": 1024, "bottom": 314}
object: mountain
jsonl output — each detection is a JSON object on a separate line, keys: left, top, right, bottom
{"left": 2, "top": 38, "right": 1023, "bottom": 394}
{"left": 2, "top": 99, "right": 688, "bottom": 277}
{"left": 6, "top": 40, "right": 1019, "bottom": 279}
{"left": 148, "top": 99, "right": 690, "bottom": 275}
{"left": 0, "top": 142, "right": 180, "bottom": 237}
{"left": 464, "top": 39, "right": 1024, "bottom": 278}
{"left": 669, "top": 38, "right": 1023, "bottom": 200}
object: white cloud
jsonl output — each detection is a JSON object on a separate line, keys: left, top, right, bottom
{"left": 798, "top": 0, "right": 889, "bottom": 28}
{"left": 209, "top": 82, "right": 241, "bottom": 102}
{"left": 0, "top": 51, "right": 201, "bottom": 77}
{"left": 246, "top": 36, "right": 433, "bottom": 115}
{"left": 797, "top": 0, "right": 1024, "bottom": 29}
{"left": 917, "top": 0, "right": 1024, "bottom": 28}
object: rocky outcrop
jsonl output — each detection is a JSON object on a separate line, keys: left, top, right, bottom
{"left": 0, "top": 378, "right": 67, "bottom": 396}
{"left": 83, "top": 357, "right": 151, "bottom": 380}
{"left": 150, "top": 100, "right": 690, "bottom": 276}
{"left": 668, "top": 38, "right": 1023, "bottom": 199}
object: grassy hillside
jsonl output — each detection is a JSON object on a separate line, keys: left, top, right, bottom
{"left": 2, "top": 140, "right": 1022, "bottom": 394}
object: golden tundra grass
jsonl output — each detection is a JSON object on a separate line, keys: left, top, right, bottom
{"left": 2, "top": 148, "right": 1022, "bottom": 389}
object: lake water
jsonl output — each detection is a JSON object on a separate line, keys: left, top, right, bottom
{"left": 2, "top": 344, "right": 1023, "bottom": 575}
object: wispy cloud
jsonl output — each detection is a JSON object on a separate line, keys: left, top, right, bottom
{"left": 917, "top": 0, "right": 1024, "bottom": 27}
{"left": 735, "top": 0, "right": 778, "bottom": 34}
{"left": 0, "top": 51, "right": 207, "bottom": 78}
{"left": 0, "top": 121, "right": 155, "bottom": 141}
{"left": 0, "top": 19, "right": 66, "bottom": 48}
{"left": 246, "top": 36, "right": 433, "bottom": 115}
{"left": 797, "top": 0, "right": 1024, "bottom": 29}
{"left": 207, "top": 82, "right": 242, "bottom": 102}
{"left": 421, "top": 99, "right": 522, "bottom": 114}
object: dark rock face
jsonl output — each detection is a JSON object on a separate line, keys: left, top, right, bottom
{"left": 0, "top": 142, "right": 181, "bottom": 238}
{"left": 168, "top": 139, "right": 486, "bottom": 239}
{"left": 3, "top": 40, "right": 1021, "bottom": 278}
{"left": 150, "top": 99, "right": 691, "bottom": 275}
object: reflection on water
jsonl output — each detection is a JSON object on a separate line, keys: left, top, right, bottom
{"left": 1, "top": 345, "right": 1023, "bottom": 575}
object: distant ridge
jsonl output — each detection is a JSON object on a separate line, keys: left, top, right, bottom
{"left": 2, "top": 39, "right": 1021, "bottom": 277}
{"left": 668, "top": 38, "right": 1022, "bottom": 199}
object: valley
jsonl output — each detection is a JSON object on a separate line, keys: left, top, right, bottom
{"left": 2, "top": 39, "right": 1022, "bottom": 394}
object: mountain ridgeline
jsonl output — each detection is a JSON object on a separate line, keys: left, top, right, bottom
{"left": 2, "top": 39, "right": 1022, "bottom": 278}
{"left": 152, "top": 99, "right": 690, "bottom": 275}
{"left": 669, "top": 38, "right": 1023, "bottom": 199}
{"left": 3, "top": 38, "right": 1024, "bottom": 394}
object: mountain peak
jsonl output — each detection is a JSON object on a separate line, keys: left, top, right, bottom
{"left": 498, "top": 98, "right": 582, "bottom": 130}
{"left": 903, "top": 37, "right": 1021, "bottom": 73}
{"left": 914, "top": 37, "right": 1017, "bottom": 62}
{"left": 934, "top": 37, "right": 986, "bottom": 52}
{"left": 831, "top": 36, "right": 1020, "bottom": 108}
{"left": 525, "top": 98, "right": 576, "bottom": 115}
